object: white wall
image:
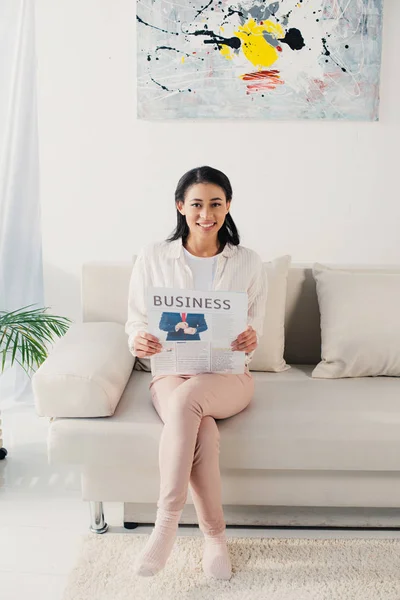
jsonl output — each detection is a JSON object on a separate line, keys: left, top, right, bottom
{"left": 34, "top": 0, "right": 400, "bottom": 324}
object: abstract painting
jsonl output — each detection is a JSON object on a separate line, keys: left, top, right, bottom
{"left": 137, "top": 0, "right": 383, "bottom": 120}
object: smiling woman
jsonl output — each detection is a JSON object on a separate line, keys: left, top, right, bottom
{"left": 126, "top": 165, "right": 266, "bottom": 361}
{"left": 125, "top": 165, "right": 267, "bottom": 580}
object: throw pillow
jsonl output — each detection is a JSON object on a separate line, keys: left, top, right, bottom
{"left": 312, "top": 263, "right": 400, "bottom": 378}
{"left": 250, "top": 255, "right": 292, "bottom": 372}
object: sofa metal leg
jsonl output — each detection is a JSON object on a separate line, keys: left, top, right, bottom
{"left": 89, "top": 501, "right": 109, "bottom": 534}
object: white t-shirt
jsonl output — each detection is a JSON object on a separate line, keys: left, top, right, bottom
{"left": 183, "top": 247, "right": 218, "bottom": 291}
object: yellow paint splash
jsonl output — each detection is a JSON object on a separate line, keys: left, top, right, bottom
{"left": 220, "top": 45, "right": 233, "bottom": 60}
{"left": 230, "top": 18, "right": 284, "bottom": 69}
{"left": 181, "top": 55, "right": 185, "bottom": 63}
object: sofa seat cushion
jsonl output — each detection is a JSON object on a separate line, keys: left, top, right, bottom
{"left": 48, "top": 365, "right": 400, "bottom": 471}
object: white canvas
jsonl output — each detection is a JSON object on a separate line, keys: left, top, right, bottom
{"left": 137, "top": 0, "right": 384, "bottom": 120}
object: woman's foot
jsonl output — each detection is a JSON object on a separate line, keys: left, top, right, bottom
{"left": 202, "top": 530, "right": 232, "bottom": 580}
{"left": 134, "top": 508, "right": 182, "bottom": 576}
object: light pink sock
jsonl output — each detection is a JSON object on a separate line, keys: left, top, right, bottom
{"left": 134, "top": 508, "right": 182, "bottom": 577}
{"left": 202, "top": 530, "right": 232, "bottom": 580}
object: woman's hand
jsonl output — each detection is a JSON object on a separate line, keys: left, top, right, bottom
{"left": 231, "top": 326, "right": 257, "bottom": 353}
{"left": 134, "top": 331, "right": 162, "bottom": 358}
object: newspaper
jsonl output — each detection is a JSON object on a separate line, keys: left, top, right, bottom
{"left": 147, "top": 287, "right": 248, "bottom": 376}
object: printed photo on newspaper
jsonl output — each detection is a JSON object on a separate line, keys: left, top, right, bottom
{"left": 147, "top": 287, "right": 248, "bottom": 376}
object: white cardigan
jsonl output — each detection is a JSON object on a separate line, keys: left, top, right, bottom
{"left": 125, "top": 237, "right": 268, "bottom": 367}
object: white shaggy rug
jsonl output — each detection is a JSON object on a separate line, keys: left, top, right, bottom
{"left": 62, "top": 534, "right": 400, "bottom": 600}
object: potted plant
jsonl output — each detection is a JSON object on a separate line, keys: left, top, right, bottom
{"left": 0, "top": 304, "right": 73, "bottom": 459}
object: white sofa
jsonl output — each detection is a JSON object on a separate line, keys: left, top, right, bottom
{"left": 32, "top": 260, "right": 400, "bottom": 534}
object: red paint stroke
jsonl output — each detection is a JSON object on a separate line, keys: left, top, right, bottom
{"left": 247, "top": 81, "right": 284, "bottom": 92}
{"left": 306, "top": 76, "right": 334, "bottom": 103}
{"left": 241, "top": 70, "right": 285, "bottom": 92}
{"left": 306, "top": 71, "right": 346, "bottom": 103}
{"left": 325, "top": 71, "right": 343, "bottom": 79}
{"left": 313, "top": 78, "right": 329, "bottom": 93}
{"left": 277, "top": 45, "right": 282, "bottom": 52}
{"left": 241, "top": 70, "right": 281, "bottom": 81}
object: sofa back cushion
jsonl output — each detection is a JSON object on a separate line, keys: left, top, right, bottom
{"left": 312, "top": 263, "right": 400, "bottom": 378}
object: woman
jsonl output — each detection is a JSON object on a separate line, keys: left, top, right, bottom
{"left": 125, "top": 166, "right": 267, "bottom": 580}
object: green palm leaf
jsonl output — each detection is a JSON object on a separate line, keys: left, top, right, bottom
{"left": 0, "top": 304, "right": 73, "bottom": 377}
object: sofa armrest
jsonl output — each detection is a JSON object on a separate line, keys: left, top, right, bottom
{"left": 32, "top": 322, "right": 134, "bottom": 418}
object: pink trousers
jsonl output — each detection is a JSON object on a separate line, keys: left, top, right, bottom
{"left": 149, "top": 369, "right": 254, "bottom": 536}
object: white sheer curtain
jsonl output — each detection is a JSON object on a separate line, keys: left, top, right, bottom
{"left": 0, "top": 0, "right": 43, "bottom": 405}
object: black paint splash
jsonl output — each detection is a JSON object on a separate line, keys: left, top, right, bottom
{"left": 322, "top": 37, "right": 347, "bottom": 72}
{"left": 136, "top": 15, "right": 178, "bottom": 36}
{"left": 279, "top": 28, "right": 305, "bottom": 51}
{"left": 221, "top": 7, "right": 244, "bottom": 26}
{"left": 194, "top": 0, "right": 213, "bottom": 20}
{"left": 155, "top": 46, "right": 205, "bottom": 61}
{"left": 187, "top": 28, "right": 241, "bottom": 50}
{"left": 150, "top": 76, "right": 189, "bottom": 93}
{"left": 150, "top": 76, "right": 171, "bottom": 92}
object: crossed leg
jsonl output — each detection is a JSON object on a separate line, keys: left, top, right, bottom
{"left": 133, "top": 371, "right": 254, "bottom": 578}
